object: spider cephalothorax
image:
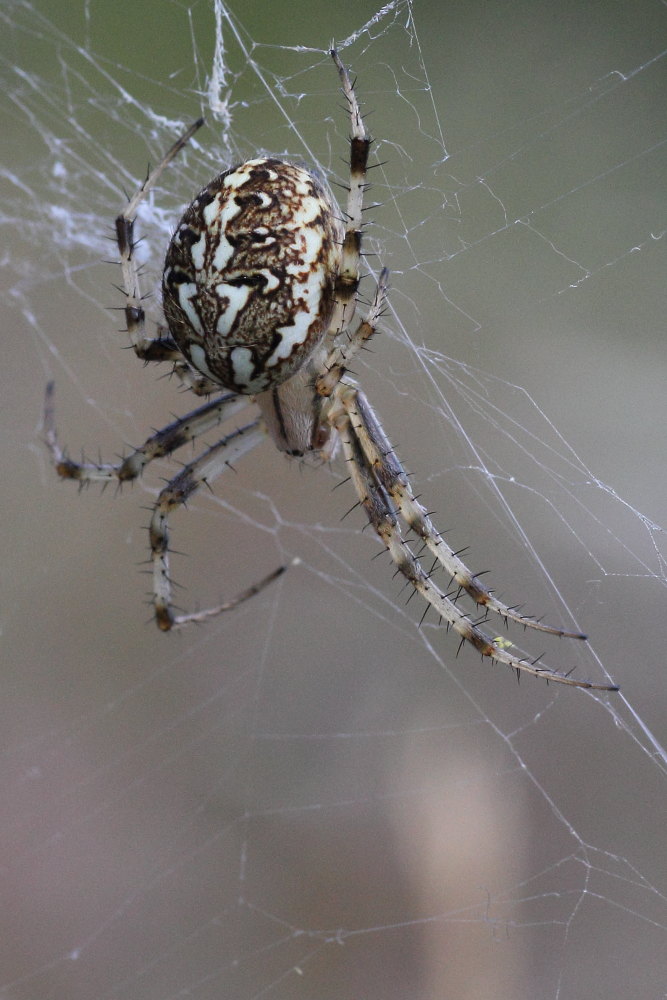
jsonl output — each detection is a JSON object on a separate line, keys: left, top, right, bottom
{"left": 45, "top": 51, "right": 617, "bottom": 691}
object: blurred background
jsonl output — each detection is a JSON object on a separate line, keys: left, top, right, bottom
{"left": 2, "top": 1, "right": 666, "bottom": 997}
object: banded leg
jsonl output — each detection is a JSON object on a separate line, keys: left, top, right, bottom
{"left": 345, "top": 387, "right": 588, "bottom": 638}
{"left": 148, "top": 420, "right": 280, "bottom": 631}
{"left": 115, "top": 118, "right": 205, "bottom": 360}
{"left": 137, "top": 332, "right": 221, "bottom": 396}
{"left": 328, "top": 49, "right": 371, "bottom": 337}
{"left": 45, "top": 383, "right": 248, "bottom": 486}
{"left": 316, "top": 268, "right": 389, "bottom": 397}
{"left": 332, "top": 386, "right": 617, "bottom": 691}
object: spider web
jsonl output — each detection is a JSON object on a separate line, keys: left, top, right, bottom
{"left": 2, "top": 0, "right": 667, "bottom": 997}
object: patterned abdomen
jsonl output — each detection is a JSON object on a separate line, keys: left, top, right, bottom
{"left": 162, "top": 158, "right": 343, "bottom": 394}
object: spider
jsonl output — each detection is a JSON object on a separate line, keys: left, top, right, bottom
{"left": 45, "top": 50, "right": 617, "bottom": 692}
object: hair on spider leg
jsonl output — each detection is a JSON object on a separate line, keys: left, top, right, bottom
{"left": 340, "top": 499, "right": 365, "bottom": 521}
{"left": 363, "top": 156, "right": 389, "bottom": 171}
{"left": 330, "top": 474, "right": 354, "bottom": 498}
{"left": 333, "top": 108, "right": 375, "bottom": 137}
{"left": 418, "top": 602, "right": 434, "bottom": 628}
{"left": 471, "top": 569, "right": 493, "bottom": 581}
{"left": 359, "top": 202, "right": 383, "bottom": 215}
{"left": 110, "top": 281, "right": 134, "bottom": 300}
{"left": 403, "top": 585, "right": 420, "bottom": 607}
{"left": 444, "top": 586, "right": 466, "bottom": 605}
{"left": 471, "top": 612, "right": 492, "bottom": 629}
{"left": 370, "top": 543, "right": 395, "bottom": 564}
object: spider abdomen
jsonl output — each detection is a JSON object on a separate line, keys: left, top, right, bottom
{"left": 163, "top": 157, "right": 343, "bottom": 395}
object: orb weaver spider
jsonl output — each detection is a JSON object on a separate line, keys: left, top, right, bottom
{"left": 45, "top": 50, "right": 618, "bottom": 692}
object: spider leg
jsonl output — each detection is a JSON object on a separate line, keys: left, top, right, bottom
{"left": 44, "top": 382, "right": 247, "bottom": 485}
{"left": 115, "top": 118, "right": 205, "bottom": 362}
{"left": 170, "top": 359, "right": 221, "bottom": 397}
{"left": 346, "top": 386, "right": 591, "bottom": 640}
{"left": 332, "top": 386, "right": 617, "bottom": 691}
{"left": 148, "top": 419, "right": 276, "bottom": 631}
{"left": 329, "top": 49, "right": 371, "bottom": 338}
{"left": 141, "top": 328, "right": 222, "bottom": 396}
{"left": 317, "top": 268, "right": 389, "bottom": 398}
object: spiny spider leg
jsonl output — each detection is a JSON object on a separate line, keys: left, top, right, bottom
{"left": 148, "top": 420, "right": 269, "bottom": 630}
{"left": 344, "top": 385, "right": 586, "bottom": 640}
{"left": 334, "top": 386, "right": 617, "bottom": 691}
{"left": 115, "top": 117, "right": 205, "bottom": 361}
{"left": 168, "top": 563, "right": 291, "bottom": 629}
{"left": 317, "top": 268, "right": 389, "bottom": 397}
{"left": 134, "top": 330, "right": 222, "bottom": 396}
{"left": 169, "top": 358, "right": 222, "bottom": 397}
{"left": 315, "top": 253, "right": 584, "bottom": 641}
{"left": 47, "top": 385, "right": 286, "bottom": 629}
{"left": 328, "top": 48, "right": 371, "bottom": 337}
{"left": 132, "top": 335, "right": 220, "bottom": 396}
{"left": 44, "top": 382, "right": 247, "bottom": 486}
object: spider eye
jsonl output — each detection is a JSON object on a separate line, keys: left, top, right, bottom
{"left": 162, "top": 158, "right": 343, "bottom": 395}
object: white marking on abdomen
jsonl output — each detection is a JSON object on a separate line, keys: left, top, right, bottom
{"left": 189, "top": 344, "right": 217, "bottom": 381}
{"left": 215, "top": 282, "right": 252, "bottom": 334}
{"left": 175, "top": 280, "right": 204, "bottom": 336}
